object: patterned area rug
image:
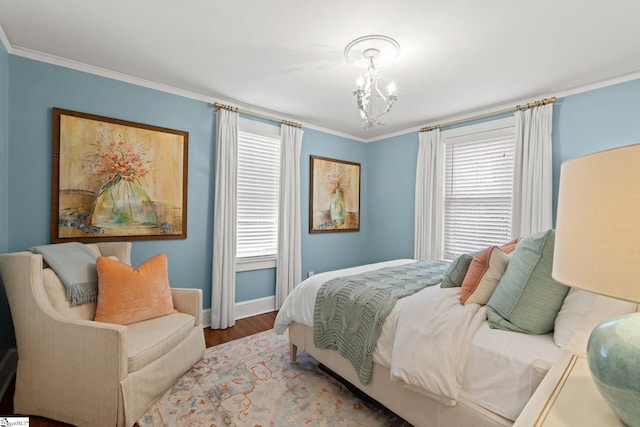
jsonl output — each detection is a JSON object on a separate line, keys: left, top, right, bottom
{"left": 139, "top": 329, "right": 410, "bottom": 426}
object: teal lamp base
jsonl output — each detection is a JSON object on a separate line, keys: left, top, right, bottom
{"left": 587, "top": 312, "right": 640, "bottom": 427}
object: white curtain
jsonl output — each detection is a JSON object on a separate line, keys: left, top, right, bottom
{"left": 511, "top": 103, "right": 553, "bottom": 237}
{"left": 275, "top": 124, "right": 303, "bottom": 309}
{"left": 211, "top": 108, "right": 238, "bottom": 329}
{"left": 414, "top": 129, "right": 444, "bottom": 260}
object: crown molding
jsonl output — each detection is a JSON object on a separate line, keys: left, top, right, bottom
{"left": 5, "top": 40, "right": 368, "bottom": 143}
{"left": 12, "top": 45, "right": 216, "bottom": 104}
{"left": 553, "top": 69, "right": 640, "bottom": 99}
{"left": 0, "top": 24, "right": 11, "bottom": 53}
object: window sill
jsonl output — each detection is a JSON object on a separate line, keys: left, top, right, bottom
{"left": 236, "top": 257, "right": 277, "bottom": 272}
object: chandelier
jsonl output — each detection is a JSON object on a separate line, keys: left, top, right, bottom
{"left": 344, "top": 35, "right": 400, "bottom": 129}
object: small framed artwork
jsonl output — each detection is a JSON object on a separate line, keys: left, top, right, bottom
{"left": 51, "top": 107, "right": 188, "bottom": 242}
{"left": 309, "top": 155, "right": 361, "bottom": 233}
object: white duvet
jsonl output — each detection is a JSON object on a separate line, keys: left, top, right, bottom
{"left": 274, "top": 259, "right": 561, "bottom": 421}
{"left": 389, "top": 285, "right": 486, "bottom": 405}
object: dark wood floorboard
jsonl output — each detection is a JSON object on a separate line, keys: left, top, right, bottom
{"left": 0, "top": 311, "right": 278, "bottom": 426}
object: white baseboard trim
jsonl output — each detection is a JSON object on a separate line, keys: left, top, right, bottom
{"left": 235, "top": 296, "right": 276, "bottom": 320}
{"left": 201, "top": 296, "right": 276, "bottom": 329}
{"left": 201, "top": 308, "right": 211, "bottom": 328}
{"left": 0, "top": 348, "right": 18, "bottom": 402}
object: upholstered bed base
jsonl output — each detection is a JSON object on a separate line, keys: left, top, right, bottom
{"left": 288, "top": 322, "right": 512, "bottom": 427}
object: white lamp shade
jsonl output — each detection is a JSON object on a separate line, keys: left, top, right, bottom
{"left": 552, "top": 143, "right": 640, "bottom": 303}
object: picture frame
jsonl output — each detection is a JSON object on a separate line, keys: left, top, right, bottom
{"left": 51, "top": 108, "right": 188, "bottom": 243}
{"left": 309, "top": 155, "right": 360, "bottom": 233}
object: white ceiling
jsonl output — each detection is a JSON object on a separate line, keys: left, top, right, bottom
{"left": 2, "top": 0, "right": 640, "bottom": 140}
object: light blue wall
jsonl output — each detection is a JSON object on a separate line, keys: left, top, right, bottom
{"left": 365, "top": 79, "right": 640, "bottom": 263}
{"left": 366, "top": 132, "right": 418, "bottom": 262}
{"left": 7, "top": 56, "right": 216, "bottom": 306}
{"left": 0, "top": 43, "right": 8, "bottom": 254}
{"left": 300, "top": 129, "right": 370, "bottom": 276}
{"left": 0, "top": 41, "right": 13, "bottom": 357}
{"left": 2, "top": 55, "right": 370, "bottom": 316}
{"left": 551, "top": 79, "right": 640, "bottom": 219}
{"left": 4, "top": 50, "right": 640, "bottom": 351}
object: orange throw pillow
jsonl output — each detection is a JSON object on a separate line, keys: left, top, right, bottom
{"left": 94, "top": 253, "right": 176, "bottom": 325}
{"left": 499, "top": 237, "right": 521, "bottom": 254}
{"left": 460, "top": 246, "right": 510, "bottom": 305}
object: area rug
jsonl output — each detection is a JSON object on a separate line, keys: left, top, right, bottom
{"left": 138, "top": 329, "right": 410, "bottom": 426}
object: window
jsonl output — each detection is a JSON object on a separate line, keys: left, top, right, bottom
{"left": 441, "top": 118, "right": 515, "bottom": 260}
{"left": 236, "top": 118, "right": 280, "bottom": 270}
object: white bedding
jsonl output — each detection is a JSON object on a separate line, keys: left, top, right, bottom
{"left": 461, "top": 322, "right": 561, "bottom": 420}
{"left": 274, "top": 259, "right": 561, "bottom": 421}
{"left": 390, "top": 285, "right": 486, "bottom": 406}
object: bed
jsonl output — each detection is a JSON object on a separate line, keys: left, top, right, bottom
{"left": 274, "top": 231, "right": 639, "bottom": 427}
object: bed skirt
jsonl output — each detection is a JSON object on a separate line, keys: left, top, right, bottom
{"left": 288, "top": 321, "right": 513, "bottom": 427}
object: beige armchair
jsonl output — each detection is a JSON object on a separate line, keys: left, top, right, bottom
{"left": 0, "top": 242, "right": 205, "bottom": 427}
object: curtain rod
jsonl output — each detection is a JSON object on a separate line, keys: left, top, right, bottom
{"left": 214, "top": 102, "right": 302, "bottom": 128}
{"left": 419, "top": 96, "right": 557, "bottom": 133}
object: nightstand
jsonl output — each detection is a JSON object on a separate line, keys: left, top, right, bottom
{"left": 514, "top": 351, "right": 624, "bottom": 426}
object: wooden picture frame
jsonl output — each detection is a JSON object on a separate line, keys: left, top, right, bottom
{"left": 309, "top": 155, "right": 360, "bottom": 233}
{"left": 51, "top": 108, "right": 188, "bottom": 242}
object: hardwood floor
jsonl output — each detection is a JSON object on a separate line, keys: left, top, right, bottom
{"left": 0, "top": 311, "right": 278, "bottom": 426}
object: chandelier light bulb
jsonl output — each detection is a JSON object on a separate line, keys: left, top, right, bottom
{"left": 356, "top": 75, "right": 364, "bottom": 88}
{"left": 387, "top": 82, "right": 396, "bottom": 95}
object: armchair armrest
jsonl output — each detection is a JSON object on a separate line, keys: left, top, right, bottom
{"left": 171, "top": 288, "right": 202, "bottom": 326}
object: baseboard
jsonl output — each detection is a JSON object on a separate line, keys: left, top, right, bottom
{"left": 201, "top": 296, "right": 276, "bottom": 328}
{"left": 235, "top": 296, "right": 276, "bottom": 320}
{"left": 0, "top": 348, "right": 17, "bottom": 402}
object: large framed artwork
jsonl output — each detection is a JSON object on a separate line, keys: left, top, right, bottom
{"left": 51, "top": 108, "right": 188, "bottom": 243}
{"left": 309, "top": 155, "right": 360, "bottom": 233}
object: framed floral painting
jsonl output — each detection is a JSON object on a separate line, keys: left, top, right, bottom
{"left": 50, "top": 108, "right": 188, "bottom": 242}
{"left": 309, "top": 155, "right": 360, "bottom": 233}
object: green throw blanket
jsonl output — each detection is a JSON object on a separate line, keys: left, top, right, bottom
{"left": 313, "top": 260, "right": 450, "bottom": 385}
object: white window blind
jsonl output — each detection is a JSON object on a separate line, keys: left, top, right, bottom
{"left": 236, "top": 118, "right": 280, "bottom": 261}
{"left": 442, "top": 119, "right": 515, "bottom": 260}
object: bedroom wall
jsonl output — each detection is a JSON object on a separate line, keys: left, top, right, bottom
{"left": 7, "top": 56, "right": 216, "bottom": 302}
{"left": 300, "top": 128, "right": 370, "bottom": 275}
{"left": 4, "top": 49, "right": 640, "bottom": 351}
{"left": 0, "top": 40, "right": 13, "bottom": 361}
{"left": 365, "top": 78, "right": 640, "bottom": 262}
{"left": 366, "top": 131, "right": 418, "bottom": 263}
{"left": 1, "top": 55, "right": 369, "bottom": 334}
{"left": 551, "top": 79, "right": 640, "bottom": 212}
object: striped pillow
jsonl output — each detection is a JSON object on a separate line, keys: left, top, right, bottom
{"left": 460, "top": 246, "right": 509, "bottom": 305}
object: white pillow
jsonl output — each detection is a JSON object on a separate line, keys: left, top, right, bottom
{"left": 554, "top": 288, "right": 637, "bottom": 355}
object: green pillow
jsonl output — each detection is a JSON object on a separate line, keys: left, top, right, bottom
{"left": 441, "top": 253, "right": 474, "bottom": 288}
{"left": 486, "top": 229, "right": 570, "bottom": 334}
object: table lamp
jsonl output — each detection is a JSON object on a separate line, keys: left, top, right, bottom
{"left": 552, "top": 143, "right": 640, "bottom": 427}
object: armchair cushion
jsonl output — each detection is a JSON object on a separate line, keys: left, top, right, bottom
{"left": 126, "top": 312, "right": 196, "bottom": 372}
{"left": 95, "top": 253, "right": 176, "bottom": 325}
